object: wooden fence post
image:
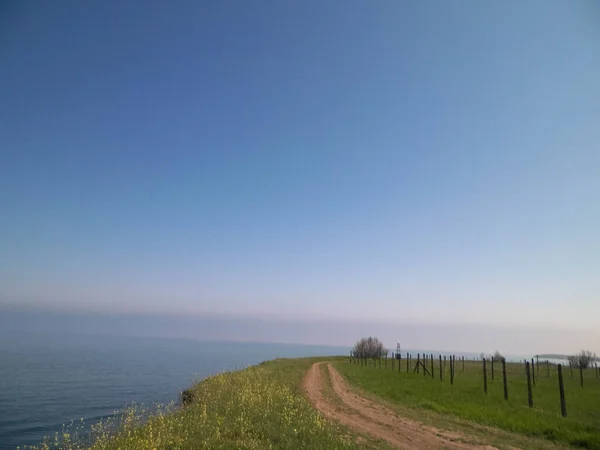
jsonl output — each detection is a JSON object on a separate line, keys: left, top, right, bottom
{"left": 431, "top": 354, "right": 434, "bottom": 378}
{"left": 580, "top": 365, "right": 584, "bottom": 388}
{"left": 462, "top": 356, "right": 465, "bottom": 372}
{"left": 491, "top": 357, "right": 495, "bottom": 380}
{"left": 407, "top": 353, "right": 409, "bottom": 373}
{"left": 398, "top": 353, "right": 401, "bottom": 372}
{"left": 439, "top": 355, "right": 443, "bottom": 381}
{"left": 450, "top": 355, "right": 454, "bottom": 385}
{"left": 526, "top": 361, "right": 533, "bottom": 408}
{"left": 531, "top": 357, "right": 535, "bottom": 386}
{"left": 482, "top": 358, "right": 487, "bottom": 393}
{"left": 502, "top": 358, "right": 508, "bottom": 400}
{"left": 596, "top": 363, "right": 599, "bottom": 383}
{"left": 444, "top": 355, "right": 446, "bottom": 372}
{"left": 558, "top": 364, "right": 567, "bottom": 417}
{"left": 546, "top": 360, "right": 550, "bottom": 377}
{"left": 569, "top": 361, "right": 573, "bottom": 378}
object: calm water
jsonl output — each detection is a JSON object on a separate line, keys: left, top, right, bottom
{"left": 0, "top": 332, "right": 348, "bottom": 450}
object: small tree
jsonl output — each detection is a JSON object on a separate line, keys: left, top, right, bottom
{"left": 567, "top": 350, "right": 597, "bottom": 369}
{"left": 493, "top": 351, "right": 505, "bottom": 362}
{"left": 352, "top": 336, "right": 385, "bottom": 359}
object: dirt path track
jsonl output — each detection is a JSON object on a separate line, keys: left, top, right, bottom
{"left": 304, "top": 362, "right": 498, "bottom": 449}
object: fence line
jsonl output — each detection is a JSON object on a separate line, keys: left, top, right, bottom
{"left": 348, "top": 351, "right": 598, "bottom": 418}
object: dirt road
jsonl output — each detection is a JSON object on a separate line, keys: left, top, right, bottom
{"left": 303, "top": 362, "right": 498, "bottom": 449}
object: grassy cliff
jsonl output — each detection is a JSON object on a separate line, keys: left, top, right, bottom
{"left": 25, "top": 356, "right": 600, "bottom": 450}
{"left": 24, "top": 357, "right": 377, "bottom": 450}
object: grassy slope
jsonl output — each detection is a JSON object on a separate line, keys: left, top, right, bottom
{"left": 335, "top": 359, "right": 600, "bottom": 449}
{"left": 25, "top": 357, "right": 379, "bottom": 450}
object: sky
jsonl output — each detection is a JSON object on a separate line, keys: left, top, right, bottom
{"left": 1, "top": 1, "right": 599, "bottom": 353}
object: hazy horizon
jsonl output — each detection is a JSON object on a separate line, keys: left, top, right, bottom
{"left": 1, "top": 1, "right": 599, "bottom": 354}
{"left": 1, "top": 305, "right": 597, "bottom": 356}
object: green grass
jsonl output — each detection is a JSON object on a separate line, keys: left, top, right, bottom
{"left": 336, "top": 358, "right": 600, "bottom": 449}
{"left": 23, "top": 357, "right": 379, "bottom": 450}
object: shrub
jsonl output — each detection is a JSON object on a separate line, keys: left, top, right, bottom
{"left": 352, "top": 336, "right": 385, "bottom": 358}
{"left": 493, "top": 351, "right": 505, "bottom": 362}
{"left": 180, "top": 388, "right": 197, "bottom": 406}
{"left": 568, "top": 350, "right": 597, "bottom": 369}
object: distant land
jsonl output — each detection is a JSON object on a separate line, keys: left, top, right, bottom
{"left": 536, "top": 353, "right": 599, "bottom": 361}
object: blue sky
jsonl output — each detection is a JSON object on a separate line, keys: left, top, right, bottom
{"left": 1, "top": 1, "right": 599, "bottom": 351}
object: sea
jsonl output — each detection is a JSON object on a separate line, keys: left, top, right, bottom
{"left": 0, "top": 332, "right": 348, "bottom": 450}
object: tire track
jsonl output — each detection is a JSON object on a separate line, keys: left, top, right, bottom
{"left": 304, "top": 362, "right": 499, "bottom": 449}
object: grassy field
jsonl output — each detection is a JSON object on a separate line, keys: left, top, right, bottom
{"left": 336, "top": 357, "right": 600, "bottom": 449}
{"left": 23, "top": 357, "right": 381, "bottom": 450}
